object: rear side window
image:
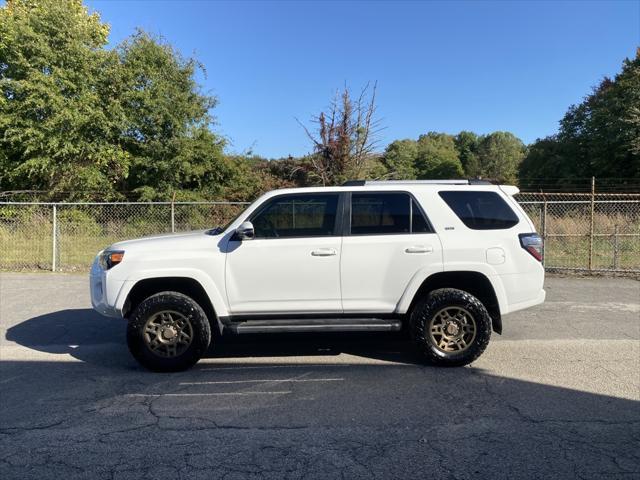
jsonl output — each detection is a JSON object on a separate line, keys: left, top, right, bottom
{"left": 411, "top": 199, "right": 430, "bottom": 233}
{"left": 351, "top": 193, "right": 432, "bottom": 235}
{"left": 438, "top": 191, "right": 519, "bottom": 230}
{"left": 251, "top": 194, "right": 339, "bottom": 238}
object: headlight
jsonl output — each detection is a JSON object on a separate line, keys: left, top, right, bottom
{"left": 99, "top": 250, "right": 125, "bottom": 269}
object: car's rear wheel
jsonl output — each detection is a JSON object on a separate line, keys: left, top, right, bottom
{"left": 410, "top": 288, "right": 491, "bottom": 366}
{"left": 127, "top": 291, "right": 211, "bottom": 372}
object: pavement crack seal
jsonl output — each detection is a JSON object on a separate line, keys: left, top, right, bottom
{"left": 177, "top": 377, "right": 344, "bottom": 385}
{"left": 0, "top": 419, "right": 65, "bottom": 435}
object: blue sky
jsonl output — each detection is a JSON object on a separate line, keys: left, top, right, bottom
{"left": 87, "top": 0, "right": 639, "bottom": 158}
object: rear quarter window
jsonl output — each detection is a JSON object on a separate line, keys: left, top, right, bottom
{"left": 438, "top": 191, "right": 519, "bottom": 230}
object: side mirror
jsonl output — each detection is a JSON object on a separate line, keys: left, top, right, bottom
{"left": 235, "top": 221, "right": 255, "bottom": 241}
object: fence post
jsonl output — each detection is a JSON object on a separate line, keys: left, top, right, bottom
{"left": 541, "top": 197, "right": 547, "bottom": 266}
{"left": 613, "top": 224, "right": 619, "bottom": 270}
{"left": 588, "top": 177, "right": 595, "bottom": 271}
{"left": 171, "top": 192, "right": 176, "bottom": 233}
{"left": 52, "top": 204, "right": 57, "bottom": 272}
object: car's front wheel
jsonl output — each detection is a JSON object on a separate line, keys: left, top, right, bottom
{"left": 410, "top": 288, "right": 491, "bottom": 367}
{"left": 127, "top": 291, "right": 211, "bottom": 372}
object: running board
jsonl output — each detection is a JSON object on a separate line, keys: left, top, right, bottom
{"left": 226, "top": 318, "right": 402, "bottom": 334}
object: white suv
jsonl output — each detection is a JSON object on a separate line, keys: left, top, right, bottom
{"left": 90, "top": 180, "right": 545, "bottom": 371}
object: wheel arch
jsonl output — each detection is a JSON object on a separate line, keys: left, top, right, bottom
{"left": 121, "top": 276, "right": 223, "bottom": 334}
{"left": 403, "top": 271, "right": 503, "bottom": 334}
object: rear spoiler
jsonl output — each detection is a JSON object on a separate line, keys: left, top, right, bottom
{"left": 499, "top": 185, "right": 520, "bottom": 196}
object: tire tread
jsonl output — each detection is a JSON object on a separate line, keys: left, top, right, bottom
{"left": 410, "top": 288, "right": 491, "bottom": 367}
{"left": 127, "top": 291, "right": 211, "bottom": 372}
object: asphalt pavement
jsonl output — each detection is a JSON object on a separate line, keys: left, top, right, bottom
{"left": 0, "top": 273, "right": 639, "bottom": 479}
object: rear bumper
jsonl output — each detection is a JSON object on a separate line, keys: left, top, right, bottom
{"left": 90, "top": 258, "right": 125, "bottom": 318}
{"left": 497, "top": 260, "right": 546, "bottom": 315}
{"left": 504, "top": 289, "right": 546, "bottom": 315}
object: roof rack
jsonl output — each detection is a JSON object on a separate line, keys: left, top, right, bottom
{"left": 342, "top": 179, "right": 493, "bottom": 186}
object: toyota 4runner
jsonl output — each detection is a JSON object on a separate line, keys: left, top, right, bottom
{"left": 90, "top": 180, "right": 545, "bottom": 371}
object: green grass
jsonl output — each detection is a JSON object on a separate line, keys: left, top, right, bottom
{"left": 543, "top": 236, "right": 639, "bottom": 271}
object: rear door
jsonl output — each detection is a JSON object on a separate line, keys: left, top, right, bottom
{"left": 340, "top": 191, "right": 443, "bottom": 313}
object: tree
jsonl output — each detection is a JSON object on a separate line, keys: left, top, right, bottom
{"left": 454, "top": 131, "right": 481, "bottom": 177}
{"left": 415, "top": 132, "right": 464, "bottom": 179}
{"left": 382, "top": 130, "right": 527, "bottom": 182}
{"left": 517, "top": 136, "right": 573, "bottom": 188}
{"left": 117, "top": 31, "right": 231, "bottom": 200}
{"left": 0, "top": 0, "right": 128, "bottom": 198}
{"left": 0, "top": 1, "right": 234, "bottom": 200}
{"left": 476, "top": 131, "right": 525, "bottom": 183}
{"left": 382, "top": 139, "right": 418, "bottom": 179}
{"left": 520, "top": 50, "right": 640, "bottom": 186}
{"left": 558, "top": 50, "right": 640, "bottom": 179}
{"left": 299, "top": 83, "right": 381, "bottom": 185}
{"left": 220, "top": 154, "right": 304, "bottom": 202}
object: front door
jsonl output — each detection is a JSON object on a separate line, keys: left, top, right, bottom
{"left": 225, "top": 193, "right": 342, "bottom": 314}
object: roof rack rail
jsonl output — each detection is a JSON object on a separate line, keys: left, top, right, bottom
{"left": 342, "top": 180, "right": 367, "bottom": 186}
{"left": 341, "top": 179, "right": 493, "bottom": 186}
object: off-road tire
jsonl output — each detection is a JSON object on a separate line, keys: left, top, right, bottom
{"left": 127, "top": 291, "right": 211, "bottom": 372}
{"left": 410, "top": 288, "right": 491, "bottom": 367}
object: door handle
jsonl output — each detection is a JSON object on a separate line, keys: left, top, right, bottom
{"left": 311, "top": 248, "right": 337, "bottom": 257}
{"left": 405, "top": 245, "right": 433, "bottom": 254}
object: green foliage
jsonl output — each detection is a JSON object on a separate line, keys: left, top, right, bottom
{"left": 415, "top": 132, "right": 464, "bottom": 179}
{"left": 521, "top": 50, "right": 640, "bottom": 187}
{"left": 0, "top": 0, "right": 127, "bottom": 198}
{"left": 117, "top": 32, "right": 230, "bottom": 200}
{"left": 363, "top": 155, "right": 388, "bottom": 180}
{"left": 0, "top": 1, "right": 230, "bottom": 201}
{"left": 454, "top": 131, "right": 481, "bottom": 177}
{"left": 381, "top": 131, "right": 526, "bottom": 182}
{"left": 476, "top": 131, "right": 525, "bottom": 183}
{"left": 559, "top": 52, "right": 639, "bottom": 178}
{"left": 518, "top": 137, "right": 572, "bottom": 186}
{"left": 382, "top": 139, "right": 417, "bottom": 179}
{"left": 57, "top": 208, "right": 101, "bottom": 236}
{"left": 219, "top": 155, "right": 295, "bottom": 202}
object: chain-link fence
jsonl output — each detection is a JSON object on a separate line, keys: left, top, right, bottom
{"left": 0, "top": 202, "right": 248, "bottom": 272}
{"left": 515, "top": 193, "right": 640, "bottom": 274}
{"left": 1, "top": 195, "right": 639, "bottom": 273}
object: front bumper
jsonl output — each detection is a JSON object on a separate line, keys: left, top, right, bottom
{"left": 90, "top": 258, "right": 125, "bottom": 318}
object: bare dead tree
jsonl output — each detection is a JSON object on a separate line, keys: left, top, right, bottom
{"left": 297, "top": 82, "right": 382, "bottom": 185}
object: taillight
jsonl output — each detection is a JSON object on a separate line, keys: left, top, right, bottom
{"left": 519, "top": 233, "right": 543, "bottom": 262}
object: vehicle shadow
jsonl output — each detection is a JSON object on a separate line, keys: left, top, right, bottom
{"left": 5, "top": 308, "right": 423, "bottom": 368}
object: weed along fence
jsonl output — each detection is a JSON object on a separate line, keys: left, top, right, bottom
{"left": 0, "top": 194, "right": 639, "bottom": 274}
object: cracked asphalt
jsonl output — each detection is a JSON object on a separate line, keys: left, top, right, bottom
{"left": 1, "top": 273, "right": 639, "bottom": 479}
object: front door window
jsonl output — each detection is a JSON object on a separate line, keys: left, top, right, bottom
{"left": 252, "top": 194, "right": 339, "bottom": 238}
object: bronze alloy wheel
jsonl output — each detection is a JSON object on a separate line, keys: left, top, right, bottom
{"left": 128, "top": 291, "right": 212, "bottom": 372}
{"left": 428, "top": 306, "right": 477, "bottom": 353}
{"left": 410, "top": 288, "right": 491, "bottom": 366}
{"left": 143, "top": 310, "right": 194, "bottom": 358}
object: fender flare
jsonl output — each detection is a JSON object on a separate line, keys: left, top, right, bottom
{"left": 114, "top": 268, "right": 230, "bottom": 319}
{"left": 396, "top": 264, "right": 508, "bottom": 333}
